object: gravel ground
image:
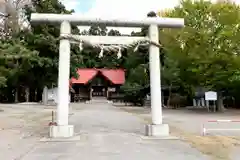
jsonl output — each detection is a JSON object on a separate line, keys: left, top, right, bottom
{"left": 118, "top": 106, "right": 240, "bottom": 160}
{"left": 0, "top": 102, "right": 211, "bottom": 160}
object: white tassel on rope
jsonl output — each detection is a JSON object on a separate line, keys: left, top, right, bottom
{"left": 60, "top": 36, "right": 162, "bottom": 57}
{"left": 134, "top": 42, "right": 139, "bottom": 52}
{"left": 99, "top": 47, "right": 104, "bottom": 58}
{"left": 79, "top": 41, "right": 83, "bottom": 52}
{"left": 117, "top": 47, "right": 122, "bottom": 59}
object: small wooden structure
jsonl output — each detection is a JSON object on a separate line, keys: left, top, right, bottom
{"left": 42, "top": 86, "right": 71, "bottom": 105}
{"left": 70, "top": 68, "right": 125, "bottom": 102}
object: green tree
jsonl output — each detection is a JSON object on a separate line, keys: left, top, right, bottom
{"left": 0, "top": 0, "right": 81, "bottom": 102}
{"left": 120, "top": 11, "right": 163, "bottom": 105}
{"left": 108, "top": 29, "right": 121, "bottom": 36}
{"left": 160, "top": 0, "right": 240, "bottom": 110}
{"left": 89, "top": 25, "right": 107, "bottom": 36}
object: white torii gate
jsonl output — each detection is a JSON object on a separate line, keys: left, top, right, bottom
{"left": 31, "top": 13, "right": 184, "bottom": 138}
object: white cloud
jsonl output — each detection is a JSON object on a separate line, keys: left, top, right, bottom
{"left": 74, "top": 0, "right": 181, "bottom": 34}
{"left": 86, "top": 0, "right": 180, "bottom": 18}
{"left": 62, "top": 0, "right": 240, "bottom": 34}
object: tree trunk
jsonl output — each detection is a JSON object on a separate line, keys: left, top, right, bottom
{"left": 42, "top": 86, "right": 48, "bottom": 105}
{"left": 37, "top": 88, "right": 43, "bottom": 102}
{"left": 35, "top": 88, "right": 38, "bottom": 102}
{"left": 167, "top": 84, "right": 172, "bottom": 108}
{"left": 25, "top": 87, "right": 30, "bottom": 102}
{"left": 217, "top": 91, "right": 225, "bottom": 112}
{"left": 29, "top": 88, "right": 34, "bottom": 102}
{"left": 14, "top": 88, "right": 18, "bottom": 103}
{"left": 29, "top": 88, "right": 37, "bottom": 102}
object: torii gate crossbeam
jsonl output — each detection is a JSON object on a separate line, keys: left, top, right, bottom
{"left": 30, "top": 13, "right": 184, "bottom": 138}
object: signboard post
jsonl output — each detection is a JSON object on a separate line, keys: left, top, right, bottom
{"left": 205, "top": 91, "right": 217, "bottom": 112}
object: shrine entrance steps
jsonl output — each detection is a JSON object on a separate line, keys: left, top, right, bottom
{"left": 87, "top": 97, "right": 112, "bottom": 104}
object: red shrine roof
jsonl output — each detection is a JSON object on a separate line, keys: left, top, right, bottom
{"left": 71, "top": 69, "right": 98, "bottom": 84}
{"left": 70, "top": 68, "right": 125, "bottom": 85}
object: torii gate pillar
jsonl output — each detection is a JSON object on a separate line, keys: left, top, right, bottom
{"left": 49, "top": 21, "right": 74, "bottom": 138}
{"left": 31, "top": 13, "right": 184, "bottom": 138}
{"left": 145, "top": 24, "right": 169, "bottom": 136}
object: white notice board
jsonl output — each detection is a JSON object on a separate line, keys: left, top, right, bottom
{"left": 205, "top": 91, "right": 217, "bottom": 101}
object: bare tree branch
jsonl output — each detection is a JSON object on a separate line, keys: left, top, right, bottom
{"left": 0, "top": 0, "right": 31, "bottom": 36}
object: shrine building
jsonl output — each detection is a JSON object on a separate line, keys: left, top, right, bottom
{"left": 70, "top": 68, "right": 125, "bottom": 102}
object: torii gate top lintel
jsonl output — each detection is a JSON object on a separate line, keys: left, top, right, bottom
{"left": 37, "top": 12, "right": 185, "bottom": 138}
{"left": 30, "top": 13, "right": 184, "bottom": 28}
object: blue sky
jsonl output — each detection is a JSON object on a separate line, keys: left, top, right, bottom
{"left": 72, "top": 0, "right": 96, "bottom": 13}
{"left": 60, "top": 0, "right": 96, "bottom": 13}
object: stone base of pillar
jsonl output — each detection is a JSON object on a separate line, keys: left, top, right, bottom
{"left": 107, "top": 100, "right": 113, "bottom": 104}
{"left": 49, "top": 125, "right": 74, "bottom": 138}
{"left": 145, "top": 124, "right": 169, "bottom": 137}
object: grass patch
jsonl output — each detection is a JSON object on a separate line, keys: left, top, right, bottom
{"left": 169, "top": 125, "right": 240, "bottom": 160}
